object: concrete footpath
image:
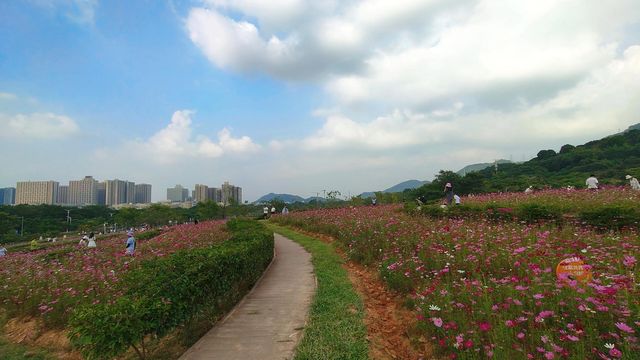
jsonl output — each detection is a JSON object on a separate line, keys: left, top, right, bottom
{"left": 180, "top": 233, "right": 315, "bottom": 360}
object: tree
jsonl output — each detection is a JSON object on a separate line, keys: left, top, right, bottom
{"left": 194, "top": 200, "right": 220, "bottom": 221}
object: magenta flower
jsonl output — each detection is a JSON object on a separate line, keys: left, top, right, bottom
{"left": 544, "top": 351, "right": 555, "bottom": 359}
{"left": 609, "top": 348, "right": 622, "bottom": 358}
{"left": 622, "top": 255, "right": 636, "bottom": 268}
{"left": 478, "top": 321, "right": 491, "bottom": 332}
{"left": 615, "top": 322, "right": 635, "bottom": 333}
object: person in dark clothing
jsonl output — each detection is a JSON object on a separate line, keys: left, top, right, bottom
{"left": 444, "top": 182, "right": 454, "bottom": 206}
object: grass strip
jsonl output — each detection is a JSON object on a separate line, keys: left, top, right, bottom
{"left": 266, "top": 223, "right": 368, "bottom": 360}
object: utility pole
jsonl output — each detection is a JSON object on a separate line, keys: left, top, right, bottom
{"left": 66, "top": 209, "right": 71, "bottom": 233}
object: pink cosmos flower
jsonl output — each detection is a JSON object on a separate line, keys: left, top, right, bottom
{"left": 533, "top": 293, "right": 544, "bottom": 299}
{"left": 545, "top": 351, "right": 555, "bottom": 359}
{"left": 609, "top": 348, "right": 622, "bottom": 358}
{"left": 433, "top": 317, "right": 443, "bottom": 327}
{"left": 479, "top": 322, "right": 491, "bottom": 332}
{"left": 505, "top": 320, "right": 515, "bottom": 327}
{"left": 517, "top": 332, "right": 525, "bottom": 339}
{"left": 623, "top": 255, "right": 636, "bottom": 268}
{"left": 615, "top": 322, "right": 635, "bottom": 333}
{"left": 566, "top": 335, "right": 579, "bottom": 342}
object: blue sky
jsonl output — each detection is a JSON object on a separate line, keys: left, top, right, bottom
{"left": 1, "top": 0, "right": 639, "bottom": 201}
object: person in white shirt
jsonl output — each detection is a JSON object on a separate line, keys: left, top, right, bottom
{"left": 0, "top": 244, "right": 7, "bottom": 257}
{"left": 524, "top": 186, "right": 533, "bottom": 193}
{"left": 585, "top": 175, "right": 599, "bottom": 189}
{"left": 282, "top": 206, "right": 289, "bottom": 215}
{"left": 453, "top": 194, "right": 461, "bottom": 205}
{"left": 271, "top": 206, "right": 276, "bottom": 215}
{"left": 263, "top": 206, "right": 269, "bottom": 219}
{"left": 87, "top": 232, "right": 96, "bottom": 248}
{"left": 626, "top": 175, "right": 640, "bottom": 190}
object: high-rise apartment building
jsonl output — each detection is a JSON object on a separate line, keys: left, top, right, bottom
{"left": 96, "top": 182, "right": 106, "bottom": 205}
{"left": 207, "top": 187, "right": 221, "bottom": 203}
{"left": 221, "top": 181, "right": 242, "bottom": 204}
{"left": 0, "top": 187, "right": 16, "bottom": 205}
{"left": 135, "top": 184, "right": 152, "bottom": 204}
{"left": 15, "top": 181, "right": 59, "bottom": 205}
{"left": 57, "top": 185, "right": 69, "bottom": 205}
{"left": 167, "top": 185, "right": 189, "bottom": 202}
{"left": 68, "top": 176, "right": 98, "bottom": 205}
{"left": 126, "top": 181, "right": 135, "bottom": 204}
{"left": 194, "top": 184, "right": 209, "bottom": 203}
{"left": 105, "top": 179, "right": 128, "bottom": 206}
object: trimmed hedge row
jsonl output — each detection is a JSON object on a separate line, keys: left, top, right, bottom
{"left": 412, "top": 203, "right": 639, "bottom": 229}
{"left": 68, "top": 219, "right": 274, "bottom": 359}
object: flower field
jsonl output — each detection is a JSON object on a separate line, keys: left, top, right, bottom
{"left": 0, "top": 221, "right": 229, "bottom": 329}
{"left": 462, "top": 187, "right": 640, "bottom": 213}
{"left": 272, "top": 191, "right": 639, "bottom": 359}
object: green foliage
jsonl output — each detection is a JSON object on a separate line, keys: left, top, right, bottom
{"left": 579, "top": 205, "right": 639, "bottom": 229}
{"left": 135, "top": 229, "right": 162, "bottom": 241}
{"left": 68, "top": 219, "right": 274, "bottom": 359}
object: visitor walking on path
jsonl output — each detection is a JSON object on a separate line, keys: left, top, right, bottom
{"left": 263, "top": 206, "right": 269, "bottom": 219}
{"left": 87, "top": 232, "right": 96, "bottom": 248}
{"left": 125, "top": 230, "right": 136, "bottom": 256}
{"left": 444, "top": 182, "right": 454, "bottom": 205}
{"left": 585, "top": 174, "right": 599, "bottom": 189}
{"left": 626, "top": 175, "right": 640, "bottom": 190}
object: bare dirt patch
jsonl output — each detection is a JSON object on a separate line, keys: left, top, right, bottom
{"left": 290, "top": 228, "right": 435, "bottom": 360}
{"left": 4, "top": 317, "right": 82, "bottom": 359}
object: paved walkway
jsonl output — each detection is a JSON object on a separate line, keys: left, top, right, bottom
{"left": 180, "top": 233, "right": 315, "bottom": 360}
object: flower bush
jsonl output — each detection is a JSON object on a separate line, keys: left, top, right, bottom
{"left": 272, "top": 190, "right": 639, "bottom": 359}
{"left": 0, "top": 221, "right": 229, "bottom": 329}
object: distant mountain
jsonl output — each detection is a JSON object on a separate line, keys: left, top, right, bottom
{"left": 254, "top": 193, "right": 306, "bottom": 204}
{"left": 457, "top": 159, "right": 512, "bottom": 175}
{"left": 360, "top": 179, "right": 430, "bottom": 198}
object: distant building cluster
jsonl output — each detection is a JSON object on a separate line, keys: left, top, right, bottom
{"left": 9, "top": 176, "right": 152, "bottom": 206}
{"left": 167, "top": 181, "right": 242, "bottom": 205}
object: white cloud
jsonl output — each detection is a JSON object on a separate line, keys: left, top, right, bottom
{"left": 0, "top": 112, "right": 79, "bottom": 139}
{"left": 127, "top": 110, "right": 261, "bottom": 164}
{"left": 188, "top": 0, "right": 640, "bottom": 110}
{"left": 299, "top": 44, "right": 640, "bottom": 152}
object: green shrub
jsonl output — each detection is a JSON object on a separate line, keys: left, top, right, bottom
{"left": 135, "top": 229, "right": 162, "bottom": 241}
{"left": 579, "top": 205, "right": 639, "bottom": 229}
{"left": 515, "top": 203, "right": 562, "bottom": 223}
{"left": 68, "top": 219, "right": 274, "bottom": 359}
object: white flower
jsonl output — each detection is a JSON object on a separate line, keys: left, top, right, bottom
{"left": 457, "top": 270, "right": 465, "bottom": 274}
{"left": 429, "top": 305, "right": 441, "bottom": 311}
{"left": 580, "top": 249, "right": 587, "bottom": 253}
{"left": 604, "top": 343, "right": 615, "bottom": 349}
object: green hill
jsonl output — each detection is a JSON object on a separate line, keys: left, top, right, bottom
{"left": 412, "top": 128, "right": 640, "bottom": 201}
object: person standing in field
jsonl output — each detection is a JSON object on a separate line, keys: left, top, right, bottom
{"left": 444, "top": 183, "right": 454, "bottom": 205}
{"left": 454, "top": 194, "right": 461, "bottom": 205}
{"left": 626, "top": 175, "right": 640, "bottom": 190}
{"left": 263, "top": 206, "right": 269, "bottom": 219}
{"left": 87, "top": 232, "right": 96, "bottom": 248}
{"left": 282, "top": 206, "right": 289, "bottom": 215}
{"left": 0, "top": 244, "right": 7, "bottom": 257}
{"left": 271, "top": 206, "right": 276, "bottom": 216}
{"left": 585, "top": 174, "right": 599, "bottom": 190}
{"left": 125, "top": 230, "right": 136, "bottom": 256}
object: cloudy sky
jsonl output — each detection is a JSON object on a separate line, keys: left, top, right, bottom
{"left": 1, "top": 0, "right": 639, "bottom": 202}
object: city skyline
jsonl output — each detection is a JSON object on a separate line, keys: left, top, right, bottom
{"left": 1, "top": 1, "right": 639, "bottom": 202}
